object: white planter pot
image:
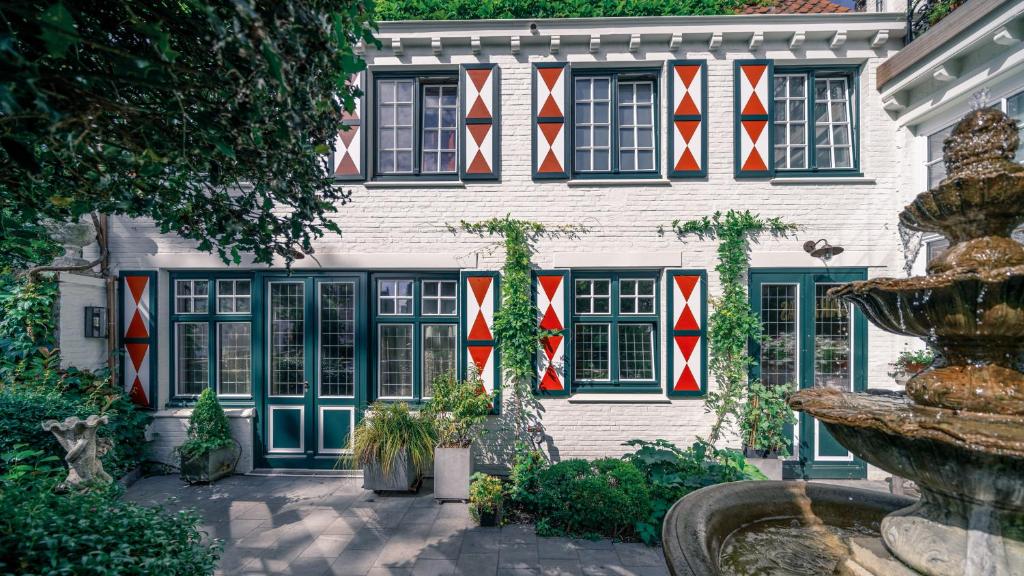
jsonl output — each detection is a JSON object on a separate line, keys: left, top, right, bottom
{"left": 434, "top": 445, "right": 472, "bottom": 501}
{"left": 746, "top": 457, "right": 783, "bottom": 480}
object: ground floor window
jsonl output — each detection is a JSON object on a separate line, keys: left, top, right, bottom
{"left": 170, "top": 273, "right": 254, "bottom": 400}
{"left": 571, "top": 272, "right": 659, "bottom": 390}
{"left": 373, "top": 274, "right": 458, "bottom": 401}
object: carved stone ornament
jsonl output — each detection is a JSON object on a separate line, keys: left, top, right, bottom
{"left": 42, "top": 414, "right": 113, "bottom": 489}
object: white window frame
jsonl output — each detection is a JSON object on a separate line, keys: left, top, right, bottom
{"left": 618, "top": 278, "right": 656, "bottom": 316}
{"left": 216, "top": 321, "right": 252, "bottom": 398}
{"left": 420, "top": 84, "right": 459, "bottom": 175}
{"left": 318, "top": 281, "right": 357, "bottom": 399}
{"left": 377, "top": 279, "right": 414, "bottom": 316}
{"left": 773, "top": 73, "right": 809, "bottom": 170}
{"left": 617, "top": 80, "right": 656, "bottom": 173}
{"left": 216, "top": 279, "right": 251, "bottom": 314}
{"left": 574, "top": 278, "right": 611, "bottom": 315}
{"left": 813, "top": 77, "right": 854, "bottom": 170}
{"left": 421, "top": 323, "right": 458, "bottom": 399}
{"left": 421, "top": 280, "right": 458, "bottom": 316}
{"left": 377, "top": 323, "right": 415, "bottom": 400}
{"left": 174, "top": 321, "right": 209, "bottom": 397}
{"left": 616, "top": 322, "right": 656, "bottom": 382}
{"left": 174, "top": 279, "right": 209, "bottom": 315}
{"left": 573, "top": 322, "right": 612, "bottom": 382}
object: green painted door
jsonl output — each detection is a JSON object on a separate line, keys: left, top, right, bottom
{"left": 263, "top": 275, "right": 364, "bottom": 469}
{"left": 749, "top": 269, "right": 867, "bottom": 479}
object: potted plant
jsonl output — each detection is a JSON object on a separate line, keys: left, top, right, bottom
{"left": 740, "top": 381, "right": 796, "bottom": 480}
{"left": 350, "top": 401, "right": 435, "bottom": 492}
{"left": 423, "top": 372, "right": 494, "bottom": 501}
{"left": 888, "top": 347, "right": 935, "bottom": 385}
{"left": 176, "top": 388, "right": 237, "bottom": 484}
{"left": 469, "top": 472, "right": 503, "bottom": 527}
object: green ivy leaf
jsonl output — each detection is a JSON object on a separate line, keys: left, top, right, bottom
{"left": 39, "top": 3, "right": 79, "bottom": 57}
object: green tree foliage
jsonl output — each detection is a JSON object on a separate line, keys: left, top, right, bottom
{"left": 376, "top": 0, "right": 750, "bottom": 20}
{"left": 668, "top": 210, "right": 797, "bottom": 446}
{"left": 423, "top": 372, "right": 494, "bottom": 448}
{"left": 1, "top": 1, "right": 378, "bottom": 266}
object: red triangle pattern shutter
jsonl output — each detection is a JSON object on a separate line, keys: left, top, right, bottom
{"left": 333, "top": 72, "right": 366, "bottom": 181}
{"left": 668, "top": 60, "right": 707, "bottom": 178}
{"left": 120, "top": 271, "right": 157, "bottom": 409}
{"left": 460, "top": 64, "right": 500, "bottom": 180}
{"left": 532, "top": 63, "right": 569, "bottom": 179}
{"left": 461, "top": 271, "right": 501, "bottom": 413}
{"left": 534, "top": 270, "right": 570, "bottom": 395}
{"left": 666, "top": 270, "right": 708, "bottom": 397}
{"left": 734, "top": 60, "right": 773, "bottom": 178}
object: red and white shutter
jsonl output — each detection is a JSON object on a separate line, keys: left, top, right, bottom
{"left": 333, "top": 71, "right": 366, "bottom": 181}
{"left": 461, "top": 64, "right": 500, "bottom": 180}
{"left": 668, "top": 60, "right": 707, "bottom": 178}
{"left": 534, "top": 270, "right": 570, "bottom": 395}
{"left": 667, "top": 270, "right": 707, "bottom": 397}
{"left": 461, "top": 271, "right": 500, "bottom": 411}
{"left": 121, "top": 271, "right": 157, "bottom": 408}
{"left": 735, "top": 60, "right": 773, "bottom": 178}
{"left": 533, "top": 63, "right": 569, "bottom": 179}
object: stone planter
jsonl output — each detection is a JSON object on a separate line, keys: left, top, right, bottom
{"left": 180, "top": 446, "right": 236, "bottom": 484}
{"left": 745, "top": 456, "right": 783, "bottom": 480}
{"left": 433, "top": 445, "right": 472, "bottom": 501}
{"left": 477, "top": 508, "right": 500, "bottom": 527}
{"left": 363, "top": 450, "right": 419, "bottom": 492}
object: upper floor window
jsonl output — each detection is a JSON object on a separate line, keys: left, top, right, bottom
{"left": 375, "top": 75, "right": 458, "bottom": 177}
{"left": 773, "top": 69, "right": 857, "bottom": 172}
{"left": 572, "top": 71, "right": 658, "bottom": 176}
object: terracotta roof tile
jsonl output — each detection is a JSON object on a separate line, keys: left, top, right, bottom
{"left": 741, "top": 0, "right": 850, "bottom": 14}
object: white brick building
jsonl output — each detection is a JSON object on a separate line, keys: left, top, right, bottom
{"left": 55, "top": 4, "right": 1024, "bottom": 480}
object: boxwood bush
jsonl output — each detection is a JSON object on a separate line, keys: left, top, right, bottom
{"left": 531, "top": 458, "right": 651, "bottom": 540}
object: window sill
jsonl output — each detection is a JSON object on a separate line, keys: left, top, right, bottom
{"left": 364, "top": 180, "right": 466, "bottom": 189}
{"left": 770, "top": 176, "right": 875, "bottom": 185}
{"left": 566, "top": 178, "right": 671, "bottom": 187}
{"left": 155, "top": 407, "right": 256, "bottom": 418}
{"left": 567, "top": 393, "right": 671, "bottom": 404}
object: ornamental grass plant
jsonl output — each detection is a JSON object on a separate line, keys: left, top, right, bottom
{"left": 349, "top": 401, "right": 436, "bottom": 476}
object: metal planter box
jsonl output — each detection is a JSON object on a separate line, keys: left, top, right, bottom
{"left": 363, "top": 450, "right": 419, "bottom": 492}
{"left": 180, "top": 446, "right": 236, "bottom": 484}
{"left": 433, "top": 446, "right": 472, "bottom": 501}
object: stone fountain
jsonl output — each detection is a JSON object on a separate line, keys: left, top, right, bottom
{"left": 664, "top": 107, "right": 1024, "bottom": 576}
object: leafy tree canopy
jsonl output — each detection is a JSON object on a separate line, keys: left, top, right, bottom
{"left": 376, "top": 0, "right": 749, "bottom": 20}
{"left": 1, "top": 1, "right": 377, "bottom": 266}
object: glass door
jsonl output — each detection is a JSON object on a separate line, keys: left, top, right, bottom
{"left": 263, "top": 275, "right": 364, "bottom": 469}
{"left": 750, "top": 269, "right": 867, "bottom": 479}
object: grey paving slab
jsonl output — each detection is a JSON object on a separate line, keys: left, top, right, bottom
{"left": 124, "top": 474, "right": 669, "bottom": 576}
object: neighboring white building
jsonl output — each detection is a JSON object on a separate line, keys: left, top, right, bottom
{"left": 54, "top": 1, "right": 1024, "bottom": 480}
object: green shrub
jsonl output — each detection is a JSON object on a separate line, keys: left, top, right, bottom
{"left": 376, "top": 0, "right": 751, "bottom": 21}
{"left": 469, "top": 472, "right": 504, "bottom": 523}
{"left": 177, "top": 388, "right": 233, "bottom": 461}
{"left": 531, "top": 458, "right": 650, "bottom": 540}
{"left": 506, "top": 443, "right": 547, "bottom": 518}
{"left": 0, "top": 449, "right": 220, "bottom": 575}
{"left": 740, "top": 381, "right": 795, "bottom": 457}
{"left": 423, "top": 372, "right": 493, "bottom": 448}
{"left": 623, "top": 439, "right": 765, "bottom": 545}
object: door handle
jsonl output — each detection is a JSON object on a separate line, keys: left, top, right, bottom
{"left": 303, "top": 381, "right": 309, "bottom": 394}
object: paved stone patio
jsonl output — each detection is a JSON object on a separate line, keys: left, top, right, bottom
{"left": 125, "top": 474, "right": 670, "bottom": 576}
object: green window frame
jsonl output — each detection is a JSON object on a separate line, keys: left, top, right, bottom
{"left": 570, "top": 271, "right": 660, "bottom": 391}
{"left": 570, "top": 68, "right": 661, "bottom": 178}
{"left": 169, "top": 272, "right": 254, "bottom": 404}
{"left": 772, "top": 66, "right": 861, "bottom": 176}
{"left": 371, "top": 273, "right": 459, "bottom": 402}
{"left": 373, "top": 72, "right": 460, "bottom": 181}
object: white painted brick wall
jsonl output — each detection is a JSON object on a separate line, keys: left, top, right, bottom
{"left": 57, "top": 273, "right": 108, "bottom": 372}
{"left": 104, "top": 30, "right": 913, "bottom": 472}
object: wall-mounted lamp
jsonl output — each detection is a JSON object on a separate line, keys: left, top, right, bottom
{"left": 803, "top": 239, "right": 844, "bottom": 261}
{"left": 84, "top": 306, "right": 108, "bottom": 338}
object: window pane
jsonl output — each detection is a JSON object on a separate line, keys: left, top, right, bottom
{"left": 618, "top": 324, "right": 654, "bottom": 380}
{"left": 574, "top": 324, "right": 610, "bottom": 380}
{"left": 759, "top": 284, "right": 797, "bottom": 388}
{"left": 218, "top": 297, "right": 234, "bottom": 313}
{"left": 814, "top": 284, "right": 852, "bottom": 390}
{"left": 270, "top": 283, "right": 305, "bottom": 396}
{"left": 194, "top": 281, "right": 209, "bottom": 296}
{"left": 1007, "top": 92, "right": 1024, "bottom": 163}
{"left": 423, "top": 324, "right": 457, "bottom": 397}
{"left": 321, "top": 283, "right": 355, "bottom": 397}
{"left": 379, "top": 325, "right": 413, "bottom": 397}
{"left": 422, "top": 84, "right": 458, "bottom": 174}
{"left": 219, "top": 322, "right": 251, "bottom": 396}
{"left": 813, "top": 77, "right": 853, "bottom": 169}
{"left": 177, "top": 323, "right": 208, "bottom": 396}
{"left": 773, "top": 75, "right": 809, "bottom": 170}
{"left": 594, "top": 280, "right": 610, "bottom": 295}
{"left": 574, "top": 77, "right": 612, "bottom": 173}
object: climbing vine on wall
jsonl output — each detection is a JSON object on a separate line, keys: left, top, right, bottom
{"left": 667, "top": 210, "right": 797, "bottom": 447}
{"left": 454, "top": 216, "right": 585, "bottom": 442}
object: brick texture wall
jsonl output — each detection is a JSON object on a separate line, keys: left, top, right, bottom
{"left": 105, "top": 32, "right": 910, "bottom": 475}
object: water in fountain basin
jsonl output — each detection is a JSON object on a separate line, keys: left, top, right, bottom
{"left": 719, "top": 517, "right": 881, "bottom": 576}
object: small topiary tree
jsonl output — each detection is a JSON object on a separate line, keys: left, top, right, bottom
{"left": 178, "top": 389, "right": 233, "bottom": 462}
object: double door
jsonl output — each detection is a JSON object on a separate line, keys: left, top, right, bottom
{"left": 262, "top": 275, "right": 365, "bottom": 469}
{"left": 749, "top": 269, "right": 867, "bottom": 479}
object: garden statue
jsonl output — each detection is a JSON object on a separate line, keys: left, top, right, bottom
{"left": 41, "top": 216, "right": 97, "bottom": 268}
{"left": 42, "top": 415, "right": 113, "bottom": 489}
